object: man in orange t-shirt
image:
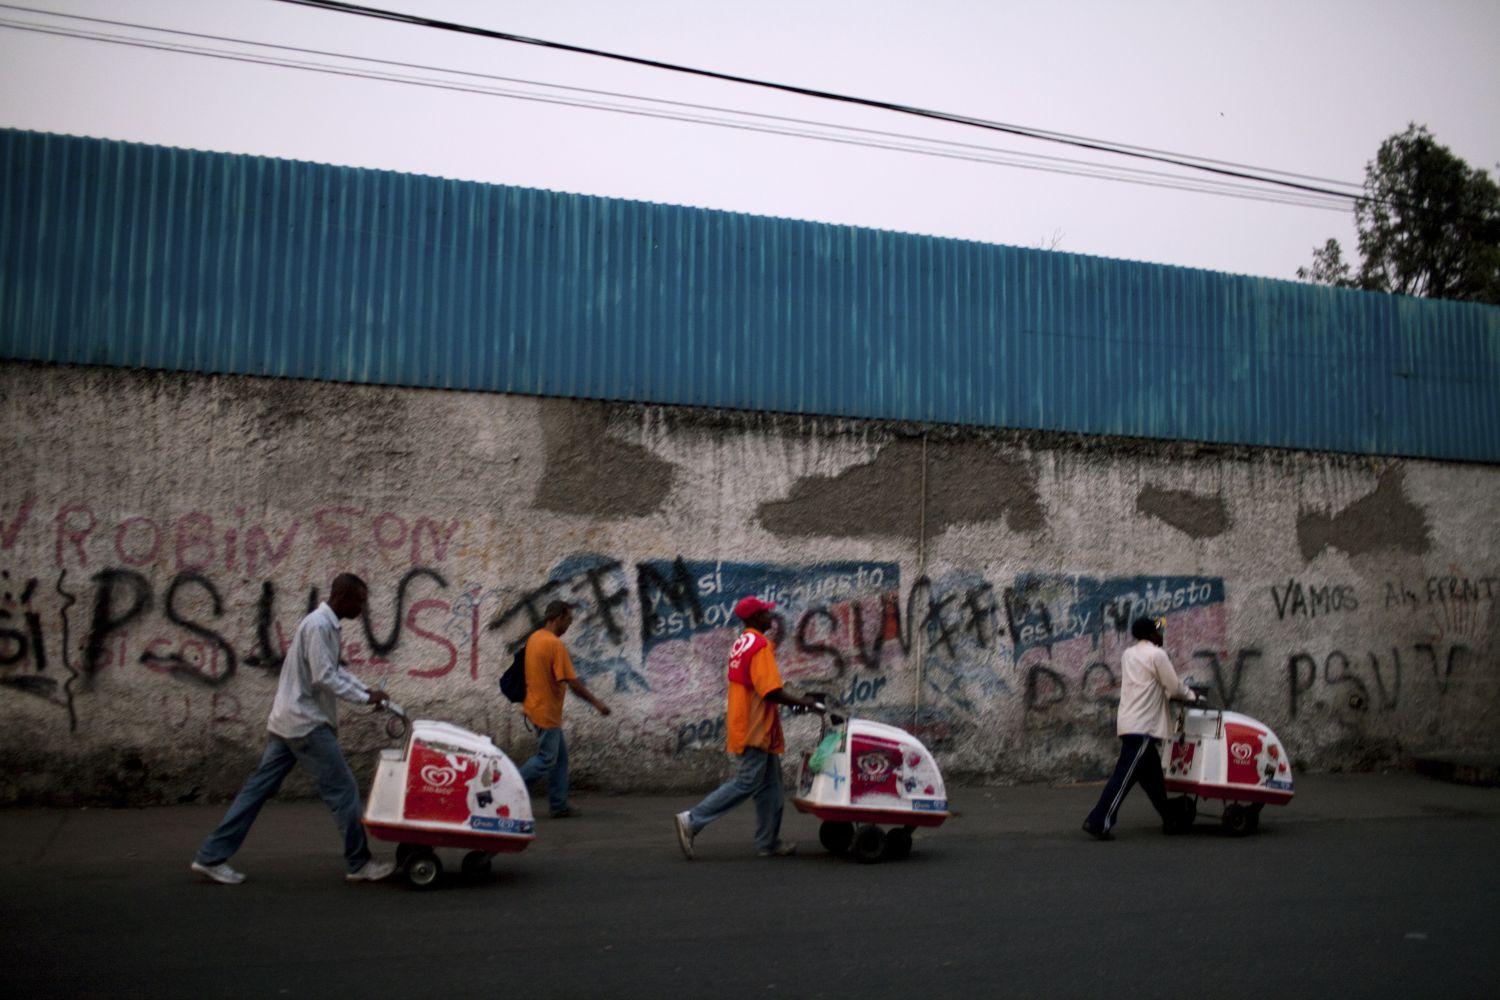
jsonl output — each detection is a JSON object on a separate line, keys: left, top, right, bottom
{"left": 517, "top": 600, "right": 611, "bottom": 818}
{"left": 674, "top": 596, "right": 823, "bottom": 859}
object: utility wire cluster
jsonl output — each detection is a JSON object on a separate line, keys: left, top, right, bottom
{"left": 2, "top": 0, "right": 1365, "bottom": 215}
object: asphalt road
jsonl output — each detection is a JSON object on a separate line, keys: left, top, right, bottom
{"left": 2, "top": 773, "right": 1497, "bottom": 999}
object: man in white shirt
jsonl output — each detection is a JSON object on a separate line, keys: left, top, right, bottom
{"left": 1082, "top": 616, "right": 1199, "bottom": 840}
{"left": 191, "top": 573, "right": 395, "bottom": 884}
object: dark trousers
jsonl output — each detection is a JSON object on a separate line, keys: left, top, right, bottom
{"left": 1085, "top": 734, "right": 1171, "bottom": 833}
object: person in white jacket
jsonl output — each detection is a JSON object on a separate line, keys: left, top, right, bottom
{"left": 1082, "top": 616, "right": 1199, "bottom": 840}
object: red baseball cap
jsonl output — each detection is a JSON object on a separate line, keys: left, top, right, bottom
{"left": 733, "top": 596, "right": 777, "bottom": 620}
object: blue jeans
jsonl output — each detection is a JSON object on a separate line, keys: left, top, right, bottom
{"left": 518, "top": 727, "right": 570, "bottom": 813}
{"left": 196, "top": 725, "right": 371, "bottom": 874}
{"left": 686, "top": 748, "right": 784, "bottom": 852}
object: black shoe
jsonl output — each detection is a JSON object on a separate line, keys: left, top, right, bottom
{"left": 550, "top": 807, "right": 579, "bottom": 819}
{"left": 1082, "top": 821, "right": 1113, "bottom": 841}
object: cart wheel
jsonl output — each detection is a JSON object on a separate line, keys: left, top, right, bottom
{"left": 395, "top": 843, "right": 417, "bottom": 868}
{"left": 461, "top": 851, "right": 493, "bottom": 878}
{"left": 883, "top": 826, "right": 914, "bottom": 860}
{"left": 851, "top": 824, "right": 886, "bottom": 864}
{"left": 818, "top": 821, "right": 855, "bottom": 856}
{"left": 1246, "top": 802, "right": 1263, "bottom": 833}
{"left": 405, "top": 849, "right": 443, "bottom": 889}
{"left": 1222, "top": 804, "right": 1252, "bottom": 837}
{"left": 1165, "top": 796, "right": 1196, "bottom": 834}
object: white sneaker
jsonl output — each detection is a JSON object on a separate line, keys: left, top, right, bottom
{"left": 346, "top": 859, "right": 396, "bottom": 882}
{"left": 674, "top": 811, "right": 696, "bottom": 860}
{"left": 190, "top": 860, "right": 245, "bottom": 885}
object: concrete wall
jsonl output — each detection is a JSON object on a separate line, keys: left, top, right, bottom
{"left": 2, "top": 362, "right": 1497, "bottom": 804}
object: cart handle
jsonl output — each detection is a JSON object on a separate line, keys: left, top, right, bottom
{"left": 1172, "top": 682, "right": 1215, "bottom": 706}
{"left": 800, "top": 692, "right": 848, "bottom": 728}
{"left": 375, "top": 696, "right": 409, "bottom": 741}
{"left": 1169, "top": 689, "right": 1224, "bottom": 740}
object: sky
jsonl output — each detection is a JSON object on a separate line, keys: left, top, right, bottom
{"left": 2, "top": 0, "right": 1498, "bottom": 282}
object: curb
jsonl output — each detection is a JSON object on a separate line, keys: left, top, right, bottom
{"left": 1412, "top": 756, "right": 1500, "bottom": 788}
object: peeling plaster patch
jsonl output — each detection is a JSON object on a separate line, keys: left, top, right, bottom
{"left": 1297, "top": 466, "right": 1432, "bottom": 561}
{"left": 533, "top": 399, "right": 676, "bottom": 518}
{"left": 230, "top": 374, "right": 413, "bottom": 445}
{"left": 1136, "top": 484, "right": 1230, "bottom": 539}
{"left": 758, "top": 440, "right": 1044, "bottom": 540}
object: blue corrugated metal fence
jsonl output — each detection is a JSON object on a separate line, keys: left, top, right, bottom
{"left": 2, "top": 129, "right": 1497, "bottom": 460}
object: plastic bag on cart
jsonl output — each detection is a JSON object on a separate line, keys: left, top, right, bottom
{"left": 808, "top": 731, "right": 841, "bottom": 774}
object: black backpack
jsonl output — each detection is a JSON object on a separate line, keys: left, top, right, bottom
{"left": 498, "top": 643, "right": 527, "bottom": 704}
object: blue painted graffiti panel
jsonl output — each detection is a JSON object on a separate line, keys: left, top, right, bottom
{"left": 639, "top": 559, "right": 900, "bottom": 654}
{"left": 1005, "top": 574, "right": 1225, "bottom": 656}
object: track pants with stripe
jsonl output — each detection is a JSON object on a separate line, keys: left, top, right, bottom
{"left": 1086, "top": 734, "right": 1171, "bottom": 833}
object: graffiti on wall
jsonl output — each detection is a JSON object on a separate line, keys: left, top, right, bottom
{"left": 478, "top": 559, "right": 1235, "bottom": 747}
{"left": 484, "top": 555, "right": 905, "bottom": 751}
{"left": 1270, "top": 579, "right": 1359, "bottom": 619}
{"left": 0, "top": 569, "right": 77, "bottom": 728}
{"left": 1286, "top": 642, "right": 1476, "bottom": 717}
{"left": 0, "top": 496, "right": 503, "bottom": 731}
{"left": 1000, "top": 574, "right": 1226, "bottom": 719}
{"left": 1, "top": 495, "right": 1494, "bottom": 773}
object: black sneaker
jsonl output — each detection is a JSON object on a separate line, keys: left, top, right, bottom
{"left": 550, "top": 807, "right": 580, "bottom": 819}
{"left": 1082, "top": 821, "right": 1113, "bottom": 841}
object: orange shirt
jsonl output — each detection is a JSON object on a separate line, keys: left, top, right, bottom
{"left": 522, "top": 628, "right": 577, "bottom": 729}
{"left": 726, "top": 630, "right": 785, "bottom": 755}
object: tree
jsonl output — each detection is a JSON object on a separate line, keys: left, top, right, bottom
{"left": 1299, "top": 238, "right": 1353, "bottom": 288}
{"left": 1298, "top": 125, "right": 1500, "bottom": 305}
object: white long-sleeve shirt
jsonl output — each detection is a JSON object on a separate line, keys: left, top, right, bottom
{"left": 1117, "top": 640, "right": 1193, "bottom": 739}
{"left": 266, "top": 603, "right": 371, "bottom": 739}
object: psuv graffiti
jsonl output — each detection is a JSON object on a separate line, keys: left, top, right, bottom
{"left": 1286, "top": 643, "right": 1473, "bottom": 716}
{"left": 81, "top": 567, "right": 453, "bottom": 684}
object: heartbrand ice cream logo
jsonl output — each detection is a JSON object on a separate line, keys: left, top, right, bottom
{"left": 420, "top": 765, "right": 459, "bottom": 788}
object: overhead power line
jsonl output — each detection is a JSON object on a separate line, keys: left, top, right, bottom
{"left": 273, "top": 0, "right": 1367, "bottom": 202}
{"left": 0, "top": 16, "right": 1348, "bottom": 212}
{"left": 0, "top": 7, "right": 1351, "bottom": 213}
{"left": 0, "top": 2, "right": 1352, "bottom": 204}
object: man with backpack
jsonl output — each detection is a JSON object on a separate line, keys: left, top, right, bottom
{"left": 509, "top": 600, "right": 611, "bottom": 818}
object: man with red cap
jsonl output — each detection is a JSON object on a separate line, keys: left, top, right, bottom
{"left": 674, "top": 595, "right": 824, "bottom": 859}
